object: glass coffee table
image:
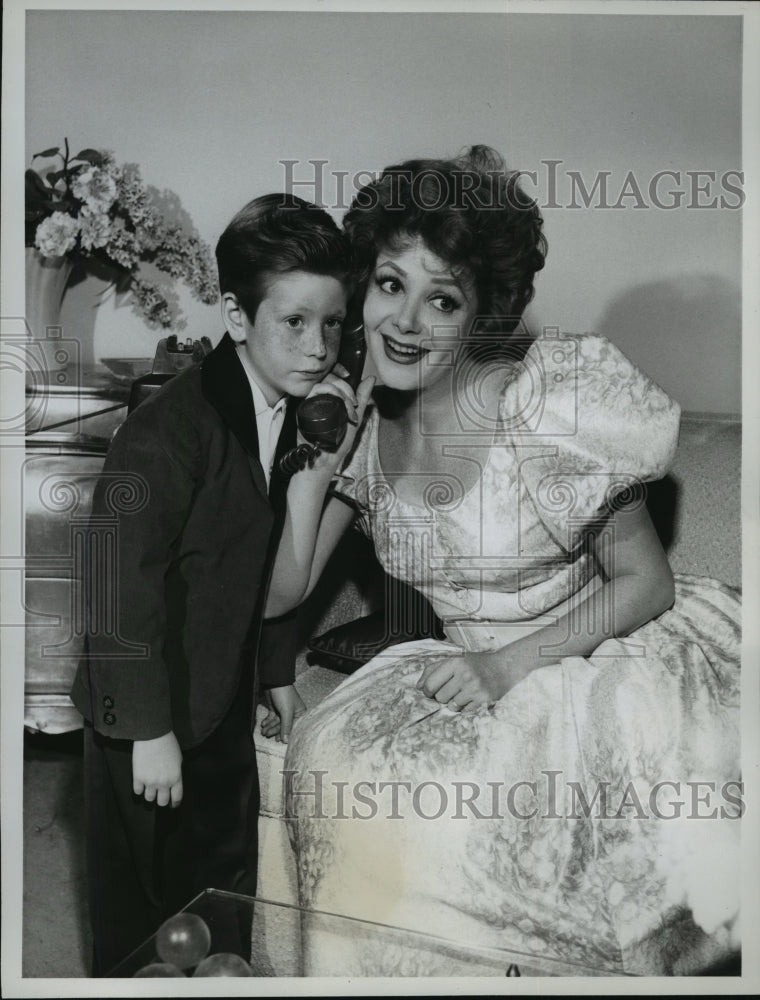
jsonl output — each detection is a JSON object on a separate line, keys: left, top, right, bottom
{"left": 109, "top": 889, "right": 633, "bottom": 978}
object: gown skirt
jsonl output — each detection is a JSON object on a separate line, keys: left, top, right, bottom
{"left": 284, "top": 337, "right": 741, "bottom": 976}
{"left": 284, "top": 574, "right": 741, "bottom": 976}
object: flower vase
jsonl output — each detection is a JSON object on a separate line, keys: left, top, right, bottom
{"left": 25, "top": 247, "right": 75, "bottom": 378}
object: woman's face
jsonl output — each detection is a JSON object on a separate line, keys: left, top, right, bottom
{"left": 362, "top": 237, "right": 479, "bottom": 395}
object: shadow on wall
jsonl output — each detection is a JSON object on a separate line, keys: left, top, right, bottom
{"left": 595, "top": 274, "right": 741, "bottom": 416}
{"left": 61, "top": 260, "right": 155, "bottom": 369}
{"left": 58, "top": 182, "right": 213, "bottom": 367}
{"left": 65, "top": 256, "right": 185, "bottom": 368}
{"left": 646, "top": 475, "right": 678, "bottom": 552}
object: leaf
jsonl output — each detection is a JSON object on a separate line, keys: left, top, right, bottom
{"left": 25, "top": 207, "right": 49, "bottom": 221}
{"left": 25, "top": 196, "right": 52, "bottom": 215}
{"left": 45, "top": 169, "right": 66, "bottom": 186}
{"left": 72, "top": 148, "right": 105, "bottom": 166}
{"left": 32, "top": 146, "right": 61, "bottom": 159}
{"left": 25, "top": 169, "right": 52, "bottom": 194}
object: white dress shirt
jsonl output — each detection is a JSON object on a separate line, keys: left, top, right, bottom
{"left": 236, "top": 346, "right": 287, "bottom": 489}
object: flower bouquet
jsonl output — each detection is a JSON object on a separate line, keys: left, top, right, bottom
{"left": 25, "top": 138, "right": 219, "bottom": 331}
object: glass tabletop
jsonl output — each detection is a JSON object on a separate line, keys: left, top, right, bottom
{"left": 109, "top": 889, "right": 635, "bottom": 978}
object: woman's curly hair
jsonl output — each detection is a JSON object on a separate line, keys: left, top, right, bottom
{"left": 343, "top": 145, "right": 547, "bottom": 338}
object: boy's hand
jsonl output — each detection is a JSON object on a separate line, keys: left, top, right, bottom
{"left": 260, "top": 685, "right": 306, "bottom": 744}
{"left": 132, "top": 730, "right": 183, "bottom": 807}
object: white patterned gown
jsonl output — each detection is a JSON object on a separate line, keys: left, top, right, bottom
{"left": 283, "top": 335, "right": 741, "bottom": 976}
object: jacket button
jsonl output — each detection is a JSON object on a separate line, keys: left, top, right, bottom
{"left": 103, "top": 712, "right": 116, "bottom": 726}
{"left": 102, "top": 696, "right": 114, "bottom": 709}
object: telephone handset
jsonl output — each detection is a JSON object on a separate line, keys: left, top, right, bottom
{"left": 279, "top": 323, "right": 366, "bottom": 476}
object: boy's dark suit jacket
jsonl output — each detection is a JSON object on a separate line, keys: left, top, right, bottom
{"left": 71, "top": 332, "right": 298, "bottom": 749}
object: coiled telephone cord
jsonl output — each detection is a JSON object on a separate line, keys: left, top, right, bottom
{"left": 278, "top": 443, "right": 322, "bottom": 477}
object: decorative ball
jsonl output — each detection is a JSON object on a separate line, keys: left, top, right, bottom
{"left": 155, "top": 913, "right": 211, "bottom": 970}
{"left": 193, "top": 952, "right": 254, "bottom": 977}
{"left": 133, "top": 962, "right": 186, "bottom": 977}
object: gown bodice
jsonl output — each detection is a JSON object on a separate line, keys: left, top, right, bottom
{"left": 333, "top": 334, "right": 681, "bottom": 649}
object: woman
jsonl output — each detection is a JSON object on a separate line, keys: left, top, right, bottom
{"left": 264, "top": 146, "right": 741, "bottom": 975}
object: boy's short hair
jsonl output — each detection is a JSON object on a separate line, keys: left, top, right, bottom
{"left": 215, "top": 194, "right": 353, "bottom": 323}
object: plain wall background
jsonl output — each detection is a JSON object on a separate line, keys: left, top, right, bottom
{"left": 25, "top": 10, "right": 742, "bottom": 414}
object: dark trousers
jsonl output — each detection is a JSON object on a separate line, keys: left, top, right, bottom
{"left": 84, "top": 690, "right": 259, "bottom": 976}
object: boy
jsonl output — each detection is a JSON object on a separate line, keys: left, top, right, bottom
{"left": 70, "top": 193, "right": 352, "bottom": 975}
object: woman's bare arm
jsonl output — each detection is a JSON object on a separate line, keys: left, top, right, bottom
{"left": 418, "top": 502, "right": 676, "bottom": 707}
{"left": 520, "top": 500, "right": 675, "bottom": 667}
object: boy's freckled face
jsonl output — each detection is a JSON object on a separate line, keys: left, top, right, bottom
{"left": 236, "top": 272, "right": 347, "bottom": 404}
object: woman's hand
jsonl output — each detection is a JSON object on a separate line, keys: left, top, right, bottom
{"left": 260, "top": 684, "right": 307, "bottom": 743}
{"left": 416, "top": 650, "right": 529, "bottom": 711}
{"left": 132, "top": 730, "right": 183, "bottom": 807}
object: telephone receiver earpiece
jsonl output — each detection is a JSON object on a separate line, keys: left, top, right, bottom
{"left": 295, "top": 323, "right": 366, "bottom": 452}
{"left": 295, "top": 394, "right": 351, "bottom": 452}
{"left": 278, "top": 323, "right": 367, "bottom": 477}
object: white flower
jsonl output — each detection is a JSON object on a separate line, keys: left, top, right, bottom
{"left": 35, "top": 212, "right": 79, "bottom": 257}
{"left": 103, "top": 216, "right": 139, "bottom": 268}
{"left": 78, "top": 206, "right": 111, "bottom": 251}
{"left": 71, "top": 165, "right": 117, "bottom": 213}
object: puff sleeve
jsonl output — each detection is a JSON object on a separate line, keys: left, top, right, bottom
{"left": 501, "top": 335, "right": 681, "bottom": 549}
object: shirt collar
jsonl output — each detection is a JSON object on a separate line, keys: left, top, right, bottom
{"left": 235, "top": 344, "right": 287, "bottom": 417}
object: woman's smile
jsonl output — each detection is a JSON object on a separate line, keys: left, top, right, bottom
{"left": 380, "top": 333, "right": 428, "bottom": 365}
